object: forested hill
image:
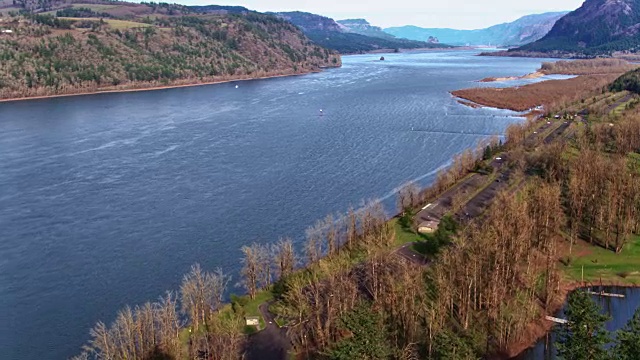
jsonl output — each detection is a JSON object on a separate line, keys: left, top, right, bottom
{"left": 0, "top": 4, "right": 340, "bottom": 100}
{"left": 274, "top": 11, "right": 449, "bottom": 53}
{"left": 515, "top": 0, "right": 640, "bottom": 56}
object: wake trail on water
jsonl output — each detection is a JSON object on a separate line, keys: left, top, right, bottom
{"left": 410, "top": 129, "right": 502, "bottom": 137}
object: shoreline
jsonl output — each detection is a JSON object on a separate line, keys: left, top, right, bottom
{"left": 0, "top": 69, "right": 327, "bottom": 104}
{"left": 342, "top": 46, "right": 476, "bottom": 56}
{"left": 478, "top": 71, "right": 545, "bottom": 83}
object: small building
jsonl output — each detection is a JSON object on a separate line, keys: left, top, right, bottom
{"left": 418, "top": 219, "right": 440, "bottom": 234}
{"left": 245, "top": 316, "right": 260, "bottom": 327}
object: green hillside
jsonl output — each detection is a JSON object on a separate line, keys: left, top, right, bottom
{"left": 0, "top": 6, "right": 340, "bottom": 100}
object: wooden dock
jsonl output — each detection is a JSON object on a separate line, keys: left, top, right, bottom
{"left": 545, "top": 316, "right": 568, "bottom": 324}
{"left": 586, "top": 290, "right": 625, "bottom": 298}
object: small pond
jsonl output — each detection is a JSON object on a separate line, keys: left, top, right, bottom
{"left": 514, "top": 286, "right": 640, "bottom": 360}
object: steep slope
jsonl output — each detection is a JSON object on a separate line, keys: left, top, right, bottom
{"left": 275, "top": 11, "right": 448, "bottom": 53}
{"left": 385, "top": 12, "right": 568, "bottom": 46}
{"left": 0, "top": 12, "right": 340, "bottom": 100}
{"left": 517, "top": 0, "right": 640, "bottom": 56}
{"left": 336, "top": 18, "right": 397, "bottom": 39}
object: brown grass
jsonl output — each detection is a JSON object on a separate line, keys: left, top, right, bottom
{"left": 540, "top": 59, "right": 639, "bottom": 75}
{"left": 452, "top": 75, "right": 619, "bottom": 112}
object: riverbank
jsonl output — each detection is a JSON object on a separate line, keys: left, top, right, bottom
{"left": 0, "top": 68, "right": 330, "bottom": 104}
{"left": 343, "top": 46, "right": 476, "bottom": 56}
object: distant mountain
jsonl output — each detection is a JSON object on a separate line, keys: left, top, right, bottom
{"left": 516, "top": 0, "right": 640, "bottom": 56}
{"left": 385, "top": 12, "right": 568, "bottom": 46}
{"left": 336, "top": 18, "right": 397, "bottom": 40}
{"left": 275, "top": 11, "right": 449, "bottom": 54}
{"left": 275, "top": 11, "right": 343, "bottom": 32}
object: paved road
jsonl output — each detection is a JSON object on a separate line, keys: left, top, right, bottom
{"left": 543, "top": 120, "right": 572, "bottom": 144}
{"left": 605, "top": 93, "right": 635, "bottom": 114}
{"left": 245, "top": 303, "right": 290, "bottom": 360}
{"left": 415, "top": 156, "right": 506, "bottom": 224}
{"left": 395, "top": 243, "right": 429, "bottom": 266}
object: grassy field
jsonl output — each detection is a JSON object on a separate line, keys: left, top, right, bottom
{"left": 59, "top": 17, "right": 152, "bottom": 29}
{"left": 71, "top": 3, "right": 120, "bottom": 11}
{"left": 41, "top": 3, "right": 120, "bottom": 15}
{"left": 216, "top": 290, "right": 274, "bottom": 334}
{"left": 0, "top": 6, "right": 21, "bottom": 14}
{"left": 393, "top": 218, "right": 423, "bottom": 246}
{"left": 105, "top": 19, "right": 152, "bottom": 29}
{"left": 563, "top": 236, "right": 640, "bottom": 285}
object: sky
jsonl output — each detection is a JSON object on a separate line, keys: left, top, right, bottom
{"left": 177, "top": 0, "right": 586, "bottom": 29}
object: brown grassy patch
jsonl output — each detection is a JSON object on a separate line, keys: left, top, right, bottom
{"left": 540, "top": 59, "right": 639, "bottom": 75}
{"left": 451, "top": 75, "right": 619, "bottom": 112}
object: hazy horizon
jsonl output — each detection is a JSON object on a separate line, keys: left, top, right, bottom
{"left": 174, "top": 0, "right": 585, "bottom": 29}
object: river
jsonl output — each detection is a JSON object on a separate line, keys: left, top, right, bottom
{"left": 0, "top": 50, "right": 555, "bottom": 359}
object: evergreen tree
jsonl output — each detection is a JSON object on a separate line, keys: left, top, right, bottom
{"left": 557, "top": 290, "right": 611, "bottom": 360}
{"left": 326, "top": 304, "right": 392, "bottom": 360}
{"left": 612, "top": 307, "right": 640, "bottom": 360}
{"left": 431, "top": 330, "right": 476, "bottom": 360}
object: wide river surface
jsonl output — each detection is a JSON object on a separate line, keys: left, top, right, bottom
{"left": 1, "top": 50, "right": 554, "bottom": 359}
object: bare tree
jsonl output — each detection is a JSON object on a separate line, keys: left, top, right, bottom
{"left": 324, "top": 214, "right": 337, "bottom": 255}
{"left": 274, "top": 237, "right": 296, "bottom": 279}
{"left": 305, "top": 224, "right": 323, "bottom": 264}
{"left": 252, "top": 243, "right": 272, "bottom": 290}
{"left": 240, "top": 244, "right": 260, "bottom": 299}
{"left": 181, "top": 263, "right": 230, "bottom": 329}
{"left": 397, "top": 181, "right": 420, "bottom": 215}
{"left": 156, "top": 291, "right": 181, "bottom": 358}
